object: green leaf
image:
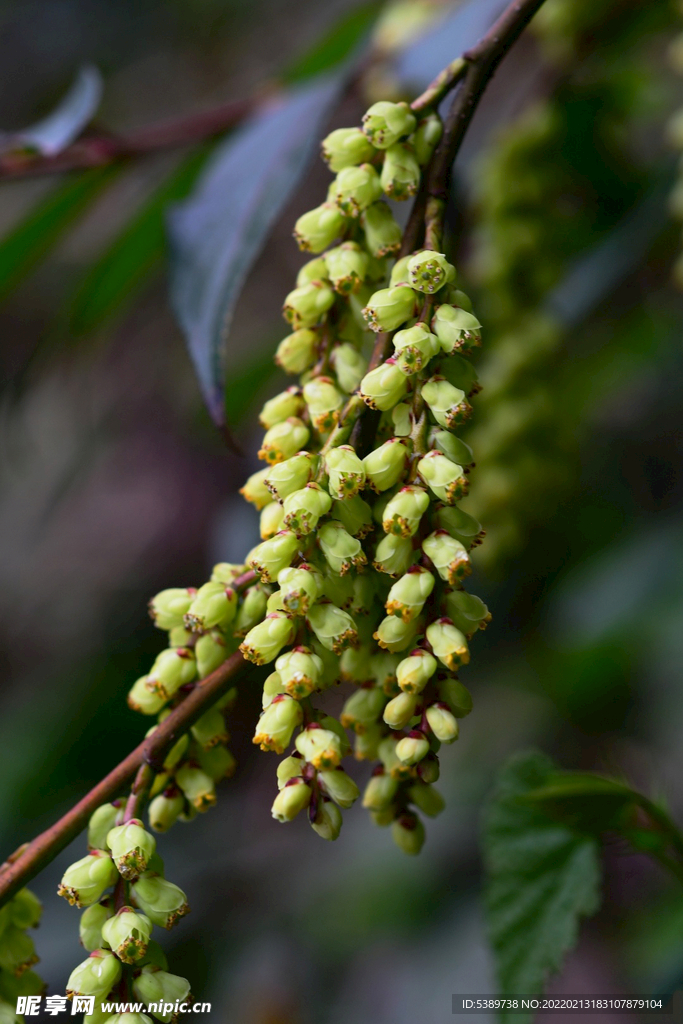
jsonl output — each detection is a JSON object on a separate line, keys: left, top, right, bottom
{"left": 0, "top": 166, "right": 117, "bottom": 303}
{"left": 58, "top": 148, "right": 208, "bottom": 341}
{"left": 167, "top": 74, "right": 344, "bottom": 427}
{"left": 283, "top": 2, "right": 381, "bottom": 83}
{"left": 483, "top": 751, "right": 601, "bottom": 1021}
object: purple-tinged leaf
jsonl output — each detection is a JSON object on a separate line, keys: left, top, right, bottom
{"left": 0, "top": 66, "right": 103, "bottom": 157}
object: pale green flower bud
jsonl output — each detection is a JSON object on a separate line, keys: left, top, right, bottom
{"left": 319, "top": 768, "right": 360, "bottom": 808}
{"left": 422, "top": 376, "right": 471, "bottom": 429}
{"left": 66, "top": 950, "right": 121, "bottom": 998}
{"left": 431, "top": 304, "right": 482, "bottom": 354}
{"left": 209, "top": 561, "right": 242, "bottom": 583}
{"left": 191, "top": 706, "right": 229, "bottom": 749}
{"left": 382, "top": 485, "right": 429, "bottom": 537}
{"left": 386, "top": 566, "right": 435, "bottom": 622}
{"left": 294, "top": 202, "right": 345, "bottom": 253}
{"left": 133, "top": 966, "right": 191, "bottom": 1023}
{"left": 296, "top": 256, "right": 329, "bottom": 286}
{"left": 362, "top": 769, "right": 398, "bottom": 811}
{"left": 148, "top": 589, "right": 194, "bottom": 630}
{"left": 79, "top": 901, "right": 113, "bottom": 953}
{"left": 88, "top": 803, "right": 123, "bottom": 851}
{"left": 185, "top": 581, "right": 237, "bottom": 632}
{"left": 442, "top": 352, "right": 479, "bottom": 397}
{"left": 447, "top": 287, "right": 473, "bottom": 311}
{"left": 359, "top": 357, "right": 409, "bottom": 410}
{"left": 331, "top": 494, "right": 373, "bottom": 537}
{"left": 303, "top": 377, "right": 345, "bottom": 433}
{"left": 372, "top": 651, "right": 401, "bottom": 693}
{"left": 240, "top": 467, "right": 272, "bottom": 510}
{"left": 101, "top": 907, "right": 152, "bottom": 964}
{"left": 321, "top": 127, "right": 375, "bottom": 171}
{"left": 443, "top": 590, "right": 491, "bottom": 637}
{"left": 259, "top": 417, "right": 311, "bottom": 465}
{"left": 248, "top": 530, "right": 299, "bottom": 583}
{"left": 272, "top": 777, "right": 312, "bottom": 822}
{"left": 397, "top": 649, "right": 437, "bottom": 694}
{"left": 318, "top": 520, "right": 367, "bottom": 575}
{"left": 408, "top": 781, "right": 445, "bottom": 817}
{"left": 175, "top": 764, "right": 217, "bottom": 811}
{"left": 197, "top": 744, "right": 236, "bottom": 782}
{"left": 276, "top": 754, "right": 303, "bottom": 789}
{"left": 265, "top": 451, "right": 314, "bottom": 500}
{"left": 107, "top": 820, "right": 156, "bottom": 880}
{"left": 417, "top": 450, "right": 468, "bottom": 504}
{"left": 362, "top": 100, "right": 416, "bottom": 148}
{"left": 413, "top": 113, "right": 443, "bottom": 166}
{"left": 392, "top": 812, "right": 425, "bottom": 855}
{"left": 130, "top": 874, "right": 189, "bottom": 930}
{"left": 422, "top": 530, "right": 471, "bottom": 584}
{"left": 426, "top": 702, "right": 459, "bottom": 743}
{"left": 275, "top": 329, "right": 319, "bottom": 374}
{"left": 319, "top": 714, "right": 352, "bottom": 755}
{"left": 363, "top": 437, "right": 408, "bottom": 491}
{"left": 381, "top": 142, "right": 420, "bottom": 200}
{"left": 325, "top": 445, "right": 366, "bottom": 499}
{"left": 437, "top": 675, "right": 473, "bottom": 717}
{"left": 392, "top": 322, "right": 440, "bottom": 374}
{"left": 378, "top": 735, "right": 413, "bottom": 779}
{"left": 374, "top": 614, "right": 418, "bottom": 653}
{"left": 349, "top": 574, "right": 375, "bottom": 618}
{"left": 278, "top": 563, "right": 324, "bottom": 615}
{"left": 283, "top": 281, "right": 335, "bottom": 329}
{"left": 7, "top": 889, "right": 41, "bottom": 932}
{"left": 253, "top": 693, "right": 303, "bottom": 753}
{"left": 322, "top": 567, "right": 354, "bottom": 608}
{"left": 361, "top": 201, "right": 402, "bottom": 256}
{"left": 434, "top": 504, "right": 484, "bottom": 546}
{"left": 283, "top": 482, "right": 332, "bottom": 535}
{"left": 373, "top": 532, "right": 413, "bottom": 577}
{"left": 295, "top": 724, "right": 342, "bottom": 769}
{"left": 330, "top": 342, "right": 368, "bottom": 394}
{"left": 408, "top": 249, "right": 454, "bottom": 294}
{"left": 194, "top": 630, "right": 228, "bottom": 677}
{"left": 396, "top": 730, "right": 430, "bottom": 765}
{"left": 383, "top": 690, "right": 418, "bottom": 729}
{"left": 240, "top": 611, "right": 295, "bottom": 665}
{"left": 263, "top": 668, "right": 287, "bottom": 707}
{"left": 146, "top": 647, "right": 197, "bottom": 700}
{"left": 0, "top": 923, "right": 38, "bottom": 975}
{"left": 340, "top": 685, "right": 387, "bottom": 732}
{"left": 429, "top": 426, "right": 474, "bottom": 469}
{"left": 354, "top": 722, "right": 383, "bottom": 760}
{"left": 417, "top": 750, "right": 440, "bottom": 784}
{"left": 58, "top": 851, "right": 118, "bottom": 907}
{"left": 389, "top": 254, "right": 412, "bottom": 287}
{"left": 128, "top": 677, "right": 166, "bottom": 716}
{"left": 340, "top": 645, "right": 372, "bottom": 683}
{"left": 307, "top": 601, "right": 359, "bottom": 654}
{"left": 235, "top": 585, "right": 269, "bottom": 639}
{"left": 426, "top": 617, "right": 469, "bottom": 670}
{"left": 0, "top": 969, "right": 44, "bottom": 1006}
{"left": 259, "top": 387, "right": 305, "bottom": 429}
{"left": 148, "top": 789, "right": 185, "bottom": 833}
{"left": 333, "top": 163, "right": 382, "bottom": 216}
{"left": 167, "top": 625, "right": 194, "bottom": 647}
{"left": 311, "top": 800, "right": 343, "bottom": 841}
{"left": 276, "top": 645, "right": 323, "bottom": 698}
{"left": 324, "top": 242, "right": 369, "bottom": 294}
{"left": 362, "top": 286, "right": 416, "bottom": 332}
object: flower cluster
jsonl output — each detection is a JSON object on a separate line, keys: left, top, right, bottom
{"left": 57, "top": 811, "right": 191, "bottom": 1023}
{"left": 0, "top": 888, "right": 45, "bottom": 1021}
{"left": 232, "top": 98, "right": 489, "bottom": 855}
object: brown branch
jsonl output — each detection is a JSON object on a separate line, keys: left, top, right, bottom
{"left": 0, "top": 650, "right": 246, "bottom": 906}
{"left": 0, "top": 95, "right": 266, "bottom": 181}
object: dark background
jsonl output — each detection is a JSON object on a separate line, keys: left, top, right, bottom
{"left": 0, "top": 0, "right": 682, "bottom": 1021}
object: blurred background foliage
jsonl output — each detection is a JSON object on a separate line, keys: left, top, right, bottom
{"left": 0, "top": 0, "right": 682, "bottom": 1020}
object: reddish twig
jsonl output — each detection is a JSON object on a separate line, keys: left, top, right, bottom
{"left": 0, "top": 650, "right": 246, "bottom": 906}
